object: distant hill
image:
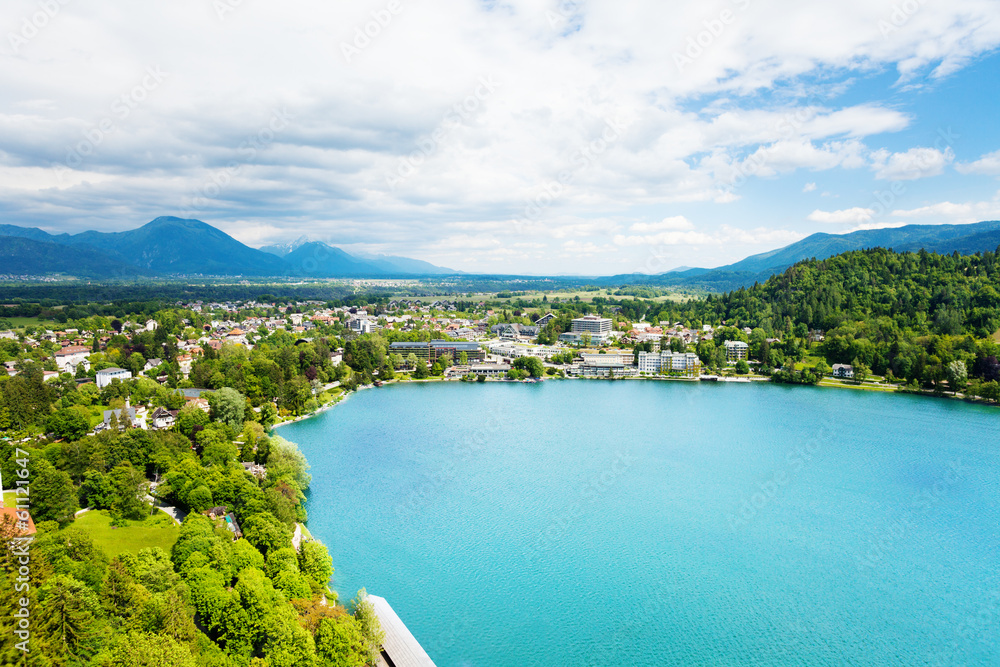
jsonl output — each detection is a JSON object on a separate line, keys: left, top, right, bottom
{"left": 284, "top": 241, "right": 380, "bottom": 277}
{"left": 601, "top": 220, "right": 1000, "bottom": 290}
{"left": 264, "top": 238, "right": 458, "bottom": 276}
{"left": 0, "top": 236, "right": 149, "bottom": 279}
{"left": 0, "top": 217, "right": 458, "bottom": 279}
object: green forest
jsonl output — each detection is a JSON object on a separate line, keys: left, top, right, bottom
{"left": 0, "top": 375, "right": 383, "bottom": 665}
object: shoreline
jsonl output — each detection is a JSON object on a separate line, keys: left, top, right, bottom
{"left": 271, "top": 371, "right": 996, "bottom": 436}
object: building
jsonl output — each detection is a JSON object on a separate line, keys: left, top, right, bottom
{"left": 241, "top": 461, "right": 267, "bottom": 479}
{"left": 0, "top": 506, "right": 36, "bottom": 536}
{"left": 571, "top": 315, "right": 613, "bottom": 338}
{"left": 490, "top": 323, "right": 540, "bottom": 339}
{"left": 832, "top": 364, "right": 854, "bottom": 378}
{"left": 349, "top": 317, "right": 375, "bottom": 334}
{"left": 469, "top": 363, "right": 510, "bottom": 377}
{"left": 367, "top": 595, "right": 438, "bottom": 667}
{"left": 96, "top": 367, "right": 132, "bottom": 388}
{"left": 637, "top": 351, "right": 702, "bottom": 376}
{"left": 54, "top": 345, "right": 91, "bottom": 373}
{"left": 535, "top": 312, "right": 555, "bottom": 328}
{"left": 580, "top": 352, "right": 633, "bottom": 366}
{"left": 389, "top": 341, "right": 485, "bottom": 364}
{"left": 150, "top": 407, "right": 179, "bottom": 429}
{"left": 723, "top": 340, "right": 749, "bottom": 362}
{"left": 570, "top": 356, "right": 636, "bottom": 378}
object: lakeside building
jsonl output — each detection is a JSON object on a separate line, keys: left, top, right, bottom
{"left": 569, "top": 356, "right": 636, "bottom": 378}
{"left": 637, "top": 351, "right": 702, "bottom": 376}
{"left": 486, "top": 340, "right": 559, "bottom": 360}
{"left": 724, "top": 340, "right": 749, "bottom": 362}
{"left": 580, "top": 352, "right": 633, "bottom": 366}
{"left": 389, "top": 340, "right": 485, "bottom": 363}
{"left": 96, "top": 367, "right": 132, "bottom": 388}
{"left": 571, "top": 315, "right": 613, "bottom": 336}
{"left": 832, "top": 364, "right": 854, "bottom": 378}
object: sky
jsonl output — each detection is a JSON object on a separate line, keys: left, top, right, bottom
{"left": 2, "top": 0, "right": 1000, "bottom": 276}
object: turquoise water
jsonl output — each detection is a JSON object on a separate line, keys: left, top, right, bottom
{"left": 279, "top": 381, "right": 1000, "bottom": 666}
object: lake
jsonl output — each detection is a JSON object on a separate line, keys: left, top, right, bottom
{"left": 278, "top": 380, "right": 1000, "bottom": 666}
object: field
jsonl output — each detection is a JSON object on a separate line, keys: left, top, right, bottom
{"left": 72, "top": 508, "right": 181, "bottom": 556}
{"left": 1, "top": 316, "right": 62, "bottom": 330}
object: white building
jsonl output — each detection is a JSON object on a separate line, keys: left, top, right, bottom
{"left": 637, "top": 351, "right": 702, "bottom": 376}
{"left": 55, "top": 345, "right": 91, "bottom": 373}
{"left": 96, "top": 367, "right": 132, "bottom": 388}
{"left": 724, "top": 340, "right": 749, "bottom": 362}
{"left": 832, "top": 364, "right": 854, "bottom": 378}
{"left": 580, "top": 352, "right": 633, "bottom": 366}
{"left": 571, "top": 315, "right": 613, "bottom": 336}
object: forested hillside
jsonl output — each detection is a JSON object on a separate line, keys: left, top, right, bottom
{"left": 664, "top": 247, "right": 1000, "bottom": 390}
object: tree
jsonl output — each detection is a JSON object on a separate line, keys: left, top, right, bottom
{"left": 352, "top": 590, "right": 385, "bottom": 665}
{"left": 210, "top": 387, "right": 246, "bottom": 430}
{"left": 32, "top": 459, "right": 79, "bottom": 525}
{"left": 175, "top": 405, "right": 209, "bottom": 437}
{"left": 315, "top": 615, "right": 368, "bottom": 667}
{"left": 852, "top": 358, "right": 870, "bottom": 384}
{"left": 413, "top": 360, "right": 429, "bottom": 379}
{"left": 108, "top": 462, "right": 150, "bottom": 520}
{"left": 47, "top": 406, "right": 91, "bottom": 441}
{"left": 512, "top": 356, "right": 544, "bottom": 378}
{"left": 299, "top": 541, "right": 334, "bottom": 592}
{"left": 946, "top": 360, "right": 968, "bottom": 394}
{"left": 242, "top": 513, "right": 293, "bottom": 557}
{"left": 734, "top": 360, "right": 750, "bottom": 375}
{"left": 39, "top": 574, "right": 101, "bottom": 660}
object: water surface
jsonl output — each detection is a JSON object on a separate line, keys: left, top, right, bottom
{"left": 280, "top": 381, "right": 1000, "bottom": 666}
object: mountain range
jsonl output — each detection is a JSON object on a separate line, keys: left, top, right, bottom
{"left": 1, "top": 216, "right": 999, "bottom": 286}
{"left": 0, "top": 217, "right": 456, "bottom": 279}
{"left": 600, "top": 220, "right": 1000, "bottom": 290}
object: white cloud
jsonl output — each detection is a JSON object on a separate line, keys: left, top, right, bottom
{"left": 807, "top": 207, "right": 875, "bottom": 224}
{"left": 627, "top": 216, "right": 694, "bottom": 233}
{"left": 842, "top": 221, "right": 908, "bottom": 233}
{"left": 1, "top": 0, "right": 999, "bottom": 272}
{"left": 871, "top": 147, "right": 954, "bottom": 180}
{"left": 956, "top": 149, "right": 1000, "bottom": 176}
{"left": 891, "top": 202, "right": 973, "bottom": 217}
{"left": 803, "top": 182, "right": 817, "bottom": 192}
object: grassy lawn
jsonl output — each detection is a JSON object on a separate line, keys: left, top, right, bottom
{"left": 2, "top": 490, "right": 20, "bottom": 508}
{"left": 818, "top": 378, "right": 898, "bottom": 392}
{"left": 793, "top": 355, "right": 826, "bottom": 370}
{"left": 2, "top": 316, "right": 62, "bottom": 330}
{"left": 993, "top": 329, "right": 1000, "bottom": 343}
{"left": 72, "top": 509, "right": 181, "bottom": 557}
